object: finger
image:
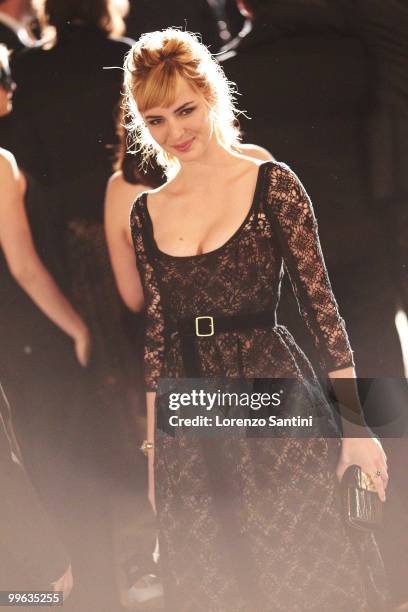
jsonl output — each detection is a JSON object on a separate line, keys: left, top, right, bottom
{"left": 75, "top": 346, "right": 83, "bottom": 366}
{"left": 76, "top": 346, "right": 88, "bottom": 368}
{"left": 370, "top": 470, "right": 386, "bottom": 502}
{"left": 81, "top": 350, "right": 89, "bottom": 367}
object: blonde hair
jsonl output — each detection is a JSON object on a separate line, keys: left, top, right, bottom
{"left": 123, "top": 29, "right": 241, "bottom": 175}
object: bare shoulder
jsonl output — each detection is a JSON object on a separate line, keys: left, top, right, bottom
{"left": 105, "top": 170, "right": 148, "bottom": 223}
{"left": 106, "top": 171, "right": 146, "bottom": 205}
{"left": 0, "top": 147, "right": 18, "bottom": 177}
{"left": 0, "top": 148, "right": 22, "bottom": 200}
{"left": 238, "top": 143, "right": 275, "bottom": 162}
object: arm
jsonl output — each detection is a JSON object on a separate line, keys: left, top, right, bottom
{"left": 130, "top": 195, "right": 167, "bottom": 513}
{"left": 104, "top": 172, "right": 145, "bottom": 312}
{"left": 267, "top": 162, "right": 388, "bottom": 499}
{"left": 267, "top": 162, "right": 355, "bottom": 372}
{"left": 0, "top": 151, "right": 90, "bottom": 366}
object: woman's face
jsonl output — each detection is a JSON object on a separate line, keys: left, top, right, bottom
{"left": 142, "top": 77, "right": 214, "bottom": 162}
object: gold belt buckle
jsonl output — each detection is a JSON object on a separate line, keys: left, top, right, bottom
{"left": 195, "top": 316, "right": 215, "bottom": 337}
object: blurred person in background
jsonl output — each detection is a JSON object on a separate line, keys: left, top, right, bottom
{"left": 0, "top": 45, "right": 90, "bottom": 375}
{"left": 224, "top": 0, "right": 246, "bottom": 39}
{"left": 0, "top": 383, "right": 73, "bottom": 605}
{"left": 221, "top": 1, "right": 408, "bottom": 606}
{"left": 0, "top": 0, "right": 36, "bottom": 155}
{"left": 0, "top": 43, "right": 90, "bottom": 610}
{"left": 0, "top": 0, "right": 34, "bottom": 52}
{"left": 125, "top": 0, "right": 221, "bottom": 52}
{"left": 11, "top": 0, "right": 133, "bottom": 211}
{"left": 0, "top": 43, "right": 98, "bottom": 612}
{"left": 9, "top": 2, "right": 137, "bottom": 609}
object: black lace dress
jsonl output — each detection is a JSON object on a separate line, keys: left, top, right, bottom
{"left": 130, "top": 161, "right": 387, "bottom": 611}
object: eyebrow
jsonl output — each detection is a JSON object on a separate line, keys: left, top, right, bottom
{"left": 145, "top": 100, "right": 195, "bottom": 120}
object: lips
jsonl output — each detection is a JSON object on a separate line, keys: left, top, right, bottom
{"left": 173, "top": 138, "right": 194, "bottom": 153}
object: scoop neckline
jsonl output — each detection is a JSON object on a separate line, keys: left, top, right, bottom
{"left": 143, "top": 161, "right": 268, "bottom": 260}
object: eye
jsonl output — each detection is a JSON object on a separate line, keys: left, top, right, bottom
{"left": 179, "top": 106, "right": 196, "bottom": 116}
{"left": 147, "top": 118, "right": 163, "bottom": 126}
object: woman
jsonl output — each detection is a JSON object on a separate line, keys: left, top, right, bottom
{"left": 0, "top": 43, "right": 91, "bottom": 419}
{"left": 104, "top": 127, "right": 273, "bottom": 604}
{"left": 123, "top": 30, "right": 389, "bottom": 611}
{"left": 0, "top": 45, "right": 90, "bottom": 367}
{"left": 0, "top": 43, "right": 85, "bottom": 603}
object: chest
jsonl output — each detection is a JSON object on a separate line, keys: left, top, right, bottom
{"left": 148, "top": 184, "right": 258, "bottom": 258}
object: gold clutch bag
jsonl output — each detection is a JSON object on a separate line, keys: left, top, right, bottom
{"left": 341, "top": 465, "right": 383, "bottom": 532}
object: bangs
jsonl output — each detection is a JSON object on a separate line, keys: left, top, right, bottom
{"left": 136, "top": 62, "right": 180, "bottom": 113}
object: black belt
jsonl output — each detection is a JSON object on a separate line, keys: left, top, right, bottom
{"left": 174, "top": 311, "right": 277, "bottom": 377}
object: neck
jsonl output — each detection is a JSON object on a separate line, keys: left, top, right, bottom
{"left": 176, "top": 135, "right": 240, "bottom": 187}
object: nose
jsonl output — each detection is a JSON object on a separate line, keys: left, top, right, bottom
{"left": 167, "top": 118, "right": 185, "bottom": 144}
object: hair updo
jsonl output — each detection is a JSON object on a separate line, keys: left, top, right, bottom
{"left": 123, "top": 28, "right": 241, "bottom": 175}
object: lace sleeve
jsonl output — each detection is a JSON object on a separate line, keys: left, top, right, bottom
{"left": 266, "top": 162, "right": 355, "bottom": 372}
{"left": 130, "top": 195, "right": 165, "bottom": 392}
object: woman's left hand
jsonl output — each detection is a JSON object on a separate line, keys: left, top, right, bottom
{"left": 336, "top": 436, "right": 388, "bottom": 501}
